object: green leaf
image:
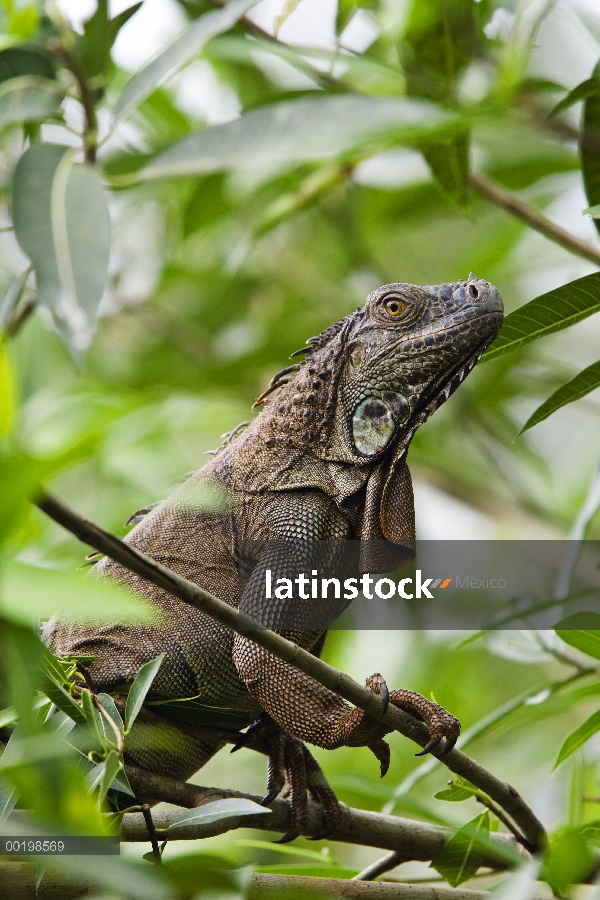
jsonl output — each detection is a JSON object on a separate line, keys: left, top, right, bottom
{"left": 113, "top": 0, "right": 257, "bottom": 122}
{"left": 542, "top": 828, "right": 595, "bottom": 895}
{"left": 274, "top": 0, "right": 301, "bottom": 36}
{"left": 482, "top": 272, "right": 600, "bottom": 363}
{"left": 0, "top": 338, "right": 14, "bottom": 437}
{"left": 98, "top": 750, "right": 122, "bottom": 803}
{"left": 124, "top": 654, "right": 165, "bottom": 731}
{"left": 434, "top": 782, "right": 475, "bottom": 802}
{"left": 79, "top": 0, "right": 111, "bottom": 79}
{"left": 556, "top": 614, "right": 600, "bottom": 660}
{"left": 121, "top": 94, "right": 457, "bottom": 184}
{"left": 161, "top": 852, "right": 243, "bottom": 895}
{"left": 147, "top": 697, "right": 252, "bottom": 728}
{"left": 237, "top": 839, "right": 335, "bottom": 862}
{"left": 554, "top": 708, "right": 600, "bottom": 768}
{"left": 0, "top": 76, "right": 64, "bottom": 131}
{"left": 254, "top": 864, "right": 358, "bottom": 877}
{"left": 81, "top": 689, "right": 105, "bottom": 748}
{"left": 551, "top": 76, "right": 600, "bottom": 117}
{"left": 582, "top": 60, "right": 600, "bottom": 236}
{"left": 40, "top": 674, "right": 87, "bottom": 726}
{"left": 430, "top": 811, "right": 490, "bottom": 887}
{"left": 420, "top": 131, "right": 470, "bottom": 209}
{"left": 0, "top": 706, "right": 17, "bottom": 728}
{"left": 0, "top": 782, "right": 18, "bottom": 825}
{"left": 519, "top": 359, "right": 600, "bottom": 433}
{"left": 12, "top": 142, "right": 110, "bottom": 357}
{"left": 0, "top": 562, "right": 156, "bottom": 626}
{"left": 78, "top": 0, "right": 142, "bottom": 81}
{"left": 0, "top": 265, "right": 33, "bottom": 330}
{"left": 110, "top": 766, "right": 135, "bottom": 797}
{"left": 0, "top": 47, "right": 56, "bottom": 83}
{"left": 108, "top": 3, "right": 143, "bottom": 43}
{"left": 583, "top": 204, "right": 600, "bottom": 217}
{"left": 97, "top": 693, "right": 125, "bottom": 735}
{"left": 168, "top": 797, "right": 271, "bottom": 830}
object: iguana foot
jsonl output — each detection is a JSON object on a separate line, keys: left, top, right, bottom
{"left": 233, "top": 712, "right": 341, "bottom": 842}
{"left": 366, "top": 673, "right": 461, "bottom": 763}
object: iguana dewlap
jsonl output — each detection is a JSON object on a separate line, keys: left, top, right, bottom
{"left": 44, "top": 276, "right": 503, "bottom": 836}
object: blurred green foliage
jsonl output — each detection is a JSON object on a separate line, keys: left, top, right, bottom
{"left": 3, "top": 0, "right": 600, "bottom": 896}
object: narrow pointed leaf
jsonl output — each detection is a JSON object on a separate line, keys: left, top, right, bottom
{"left": 420, "top": 131, "right": 470, "bottom": 209}
{"left": 0, "top": 266, "right": 33, "bottom": 329}
{"left": 519, "top": 360, "right": 600, "bottom": 433}
{"left": 0, "top": 47, "right": 56, "bottom": 83}
{"left": 582, "top": 60, "right": 600, "bottom": 236}
{"left": 109, "top": 2, "right": 143, "bottom": 43}
{"left": 482, "top": 272, "right": 600, "bottom": 363}
{"left": 0, "top": 707, "right": 17, "bottom": 728}
{"left": 81, "top": 689, "right": 105, "bottom": 747}
{"left": 555, "top": 709, "right": 600, "bottom": 768}
{"left": 113, "top": 0, "right": 257, "bottom": 122}
{"left": 583, "top": 204, "right": 600, "bottom": 217}
{"left": 97, "top": 692, "right": 125, "bottom": 735}
{"left": 168, "top": 797, "right": 271, "bottom": 830}
{"left": 12, "top": 143, "right": 110, "bottom": 357}
{"left": 98, "top": 750, "right": 122, "bottom": 803}
{"left": 434, "top": 783, "right": 475, "bottom": 802}
{"left": 551, "top": 77, "right": 600, "bottom": 116}
{"left": 556, "top": 614, "right": 600, "bottom": 660}
{"left": 111, "top": 767, "right": 135, "bottom": 797}
{"left": 0, "top": 338, "right": 14, "bottom": 437}
{"left": 0, "top": 76, "right": 64, "bottom": 131}
{"left": 124, "top": 654, "right": 164, "bottom": 731}
{"left": 430, "top": 811, "right": 490, "bottom": 887}
{"left": 0, "top": 783, "right": 18, "bottom": 825}
{"left": 41, "top": 674, "right": 87, "bottom": 726}
{"left": 124, "top": 95, "right": 456, "bottom": 184}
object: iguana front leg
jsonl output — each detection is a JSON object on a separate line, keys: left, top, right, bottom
{"left": 234, "top": 492, "right": 460, "bottom": 815}
{"left": 234, "top": 639, "right": 460, "bottom": 770}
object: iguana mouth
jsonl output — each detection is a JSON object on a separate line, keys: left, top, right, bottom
{"left": 419, "top": 330, "right": 497, "bottom": 417}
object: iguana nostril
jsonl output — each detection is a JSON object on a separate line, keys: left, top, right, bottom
{"left": 468, "top": 284, "right": 479, "bottom": 300}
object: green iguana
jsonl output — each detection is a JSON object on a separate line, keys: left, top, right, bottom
{"left": 43, "top": 276, "right": 503, "bottom": 840}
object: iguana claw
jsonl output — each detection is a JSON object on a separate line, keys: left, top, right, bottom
{"left": 261, "top": 789, "right": 280, "bottom": 807}
{"left": 241, "top": 712, "right": 341, "bottom": 840}
{"left": 440, "top": 736, "right": 457, "bottom": 756}
{"left": 274, "top": 831, "right": 299, "bottom": 844}
{"left": 416, "top": 736, "right": 442, "bottom": 756}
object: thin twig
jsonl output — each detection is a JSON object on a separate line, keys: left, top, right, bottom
{"left": 35, "top": 489, "right": 547, "bottom": 851}
{"left": 206, "top": 0, "right": 351, "bottom": 93}
{"left": 352, "top": 850, "right": 405, "bottom": 881}
{"left": 140, "top": 804, "right": 162, "bottom": 865}
{"left": 474, "top": 796, "right": 534, "bottom": 853}
{"left": 6, "top": 297, "right": 36, "bottom": 338}
{"left": 47, "top": 39, "right": 98, "bottom": 163}
{"left": 471, "top": 173, "right": 600, "bottom": 267}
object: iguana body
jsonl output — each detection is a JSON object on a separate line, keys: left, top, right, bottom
{"left": 44, "top": 277, "right": 503, "bottom": 836}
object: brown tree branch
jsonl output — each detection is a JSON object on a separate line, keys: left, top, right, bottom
{"left": 119, "top": 766, "right": 519, "bottom": 870}
{"left": 35, "top": 490, "right": 547, "bottom": 851}
{"left": 0, "top": 864, "right": 546, "bottom": 900}
{"left": 471, "top": 173, "right": 600, "bottom": 268}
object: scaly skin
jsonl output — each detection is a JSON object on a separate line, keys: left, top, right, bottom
{"left": 44, "top": 276, "right": 503, "bottom": 837}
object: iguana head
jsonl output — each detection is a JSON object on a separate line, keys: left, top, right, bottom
{"left": 255, "top": 274, "right": 503, "bottom": 466}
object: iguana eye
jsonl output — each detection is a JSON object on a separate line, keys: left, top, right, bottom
{"left": 384, "top": 297, "right": 407, "bottom": 317}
